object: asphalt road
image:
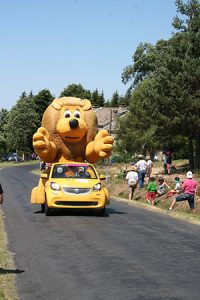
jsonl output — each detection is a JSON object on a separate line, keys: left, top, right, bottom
{"left": 1, "top": 164, "right": 200, "bottom": 300}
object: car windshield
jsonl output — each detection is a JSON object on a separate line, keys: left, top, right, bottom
{"left": 51, "top": 164, "right": 97, "bottom": 179}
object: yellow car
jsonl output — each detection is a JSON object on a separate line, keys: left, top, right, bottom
{"left": 40, "top": 162, "right": 110, "bottom": 216}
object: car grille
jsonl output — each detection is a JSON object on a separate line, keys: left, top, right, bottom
{"left": 55, "top": 201, "right": 98, "bottom": 206}
{"left": 62, "top": 187, "right": 91, "bottom": 195}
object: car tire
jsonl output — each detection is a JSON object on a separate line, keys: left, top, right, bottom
{"left": 45, "top": 203, "right": 52, "bottom": 216}
{"left": 95, "top": 207, "right": 105, "bottom": 216}
{"left": 41, "top": 204, "right": 45, "bottom": 213}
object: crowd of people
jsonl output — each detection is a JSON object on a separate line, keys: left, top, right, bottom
{"left": 125, "top": 153, "right": 198, "bottom": 213}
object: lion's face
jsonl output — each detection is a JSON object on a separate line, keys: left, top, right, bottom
{"left": 56, "top": 105, "right": 88, "bottom": 143}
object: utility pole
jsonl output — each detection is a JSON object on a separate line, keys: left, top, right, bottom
{"left": 109, "top": 109, "right": 112, "bottom": 134}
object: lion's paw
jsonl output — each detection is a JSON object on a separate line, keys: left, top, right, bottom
{"left": 94, "top": 130, "right": 114, "bottom": 158}
{"left": 33, "top": 127, "right": 52, "bottom": 155}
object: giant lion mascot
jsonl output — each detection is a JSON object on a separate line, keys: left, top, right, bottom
{"left": 31, "top": 96, "right": 114, "bottom": 204}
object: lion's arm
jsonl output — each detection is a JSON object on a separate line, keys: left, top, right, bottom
{"left": 33, "top": 127, "right": 58, "bottom": 162}
{"left": 85, "top": 141, "right": 100, "bottom": 164}
{"left": 85, "top": 130, "right": 114, "bottom": 164}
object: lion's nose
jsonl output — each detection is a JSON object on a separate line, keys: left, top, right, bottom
{"left": 69, "top": 119, "right": 79, "bottom": 129}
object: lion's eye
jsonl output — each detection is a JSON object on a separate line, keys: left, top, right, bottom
{"left": 74, "top": 110, "right": 81, "bottom": 118}
{"left": 64, "top": 110, "right": 71, "bottom": 118}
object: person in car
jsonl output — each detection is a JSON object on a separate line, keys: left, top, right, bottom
{"left": 77, "top": 167, "right": 91, "bottom": 178}
{"left": 64, "top": 166, "right": 75, "bottom": 177}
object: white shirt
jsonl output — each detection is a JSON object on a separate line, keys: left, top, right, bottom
{"left": 146, "top": 159, "right": 153, "bottom": 172}
{"left": 136, "top": 160, "right": 147, "bottom": 172}
{"left": 126, "top": 171, "right": 138, "bottom": 185}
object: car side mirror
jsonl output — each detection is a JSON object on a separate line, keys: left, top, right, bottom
{"left": 41, "top": 173, "right": 49, "bottom": 179}
{"left": 99, "top": 174, "right": 106, "bottom": 180}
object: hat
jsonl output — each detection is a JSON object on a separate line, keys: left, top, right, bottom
{"left": 146, "top": 156, "right": 150, "bottom": 160}
{"left": 138, "top": 154, "right": 144, "bottom": 158}
{"left": 186, "top": 171, "right": 193, "bottom": 179}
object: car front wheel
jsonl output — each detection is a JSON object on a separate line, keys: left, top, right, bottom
{"left": 95, "top": 207, "right": 105, "bottom": 216}
{"left": 45, "top": 202, "right": 52, "bottom": 216}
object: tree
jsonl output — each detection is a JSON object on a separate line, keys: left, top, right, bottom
{"left": 91, "top": 89, "right": 105, "bottom": 107}
{"left": 119, "top": 0, "right": 200, "bottom": 168}
{"left": 5, "top": 92, "right": 39, "bottom": 158}
{"left": 60, "top": 84, "right": 91, "bottom": 99}
{"left": 33, "top": 89, "right": 54, "bottom": 124}
{"left": 110, "top": 91, "right": 120, "bottom": 107}
{"left": 0, "top": 108, "right": 9, "bottom": 158}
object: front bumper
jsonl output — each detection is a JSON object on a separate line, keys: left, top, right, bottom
{"left": 46, "top": 188, "right": 109, "bottom": 209}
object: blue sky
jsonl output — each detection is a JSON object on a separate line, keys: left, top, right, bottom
{"left": 0, "top": 0, "right": 177, "bottom": 110}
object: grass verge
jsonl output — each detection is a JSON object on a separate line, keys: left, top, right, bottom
{"left": 0, "top": 209, "right": 19, "bottom": 300}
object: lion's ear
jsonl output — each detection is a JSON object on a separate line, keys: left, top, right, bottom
{"left": 51, "top": 98, "right": 63, "bottom": 110}
{"left": 80, "top": 99, "right": 92, "bottom": 111}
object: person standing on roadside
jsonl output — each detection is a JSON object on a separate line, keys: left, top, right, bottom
{"left": 169, "top": 171, "right": 197, "bottom": 213}
{"left": 0, "top": 182, "right": 3, "bottom": 205}
{"left": 146, "top": 156, "right": 153, "bottom": 183}
{"left": 135, "top": 155, "right": 147, "bottom": 189}
{"left": 163, "top": 151, "right": 167, "bottom": 174}
{"left": 166, "top": 150, "right": 172, "bottom": 175}
{"left": 126, "top": 165, "right": 138, "bottom": 200}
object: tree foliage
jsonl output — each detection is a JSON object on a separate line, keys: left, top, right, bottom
{"left": 91, "top": 89, "right": 105, "bottom": 106}
{"left": 60, "top": 84, "right": 91, "bottom": 99}
{"left": 118, "top": 0, "right": 200, "bottom": 168}
{"left": 5, "top": 92, "right": 39, "bottom": 156}
{"left": 0, "top": 109, "right": 9, "bottom": 157}
{"left": 33, "top": 89, "right": 54, "bottom": 124}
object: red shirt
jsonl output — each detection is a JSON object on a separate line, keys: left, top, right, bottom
{"left": 182, "top": 179, "right": 197, "bottom": 195}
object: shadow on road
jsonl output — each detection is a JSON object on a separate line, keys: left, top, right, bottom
{"left": 107, "top": 208, "right": 128, "bottom": 215}
{"left": 33, "top": 207, "right": 127, "bottom": 217}
{"left": 0, "top": 268, "right": 25, "bottom": 274}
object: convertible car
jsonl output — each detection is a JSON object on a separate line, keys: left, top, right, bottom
{"left": 39, "top": 162, "right": 110, "bottom": 216}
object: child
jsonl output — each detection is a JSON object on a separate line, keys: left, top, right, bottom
{"left": 126, "top": 165, "right": 138, "bottom": 200}
{"left": 156, "top": 177, "right": 171, "bottom": 197}
{"left": 166, "top": 177, "right": 181, "bottom": 198}
{"left": 146, "top": 177, "right": 157, "bottom": 205}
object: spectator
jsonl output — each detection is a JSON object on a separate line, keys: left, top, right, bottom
{"left": 126, "top": 165, "right": 138, "bottom": 200}
{"left": 166, "top": 151, "right": 172, "bottom": 175}
{"left": 169, "top": 171, "right": 197, "bottom": 213}
{"left": 31, "top": 152, "right": 37, "bottom": 160}
{"left": 40, "top": 161, "right": 46, "bottom": 171}
{"left": 156, "top": 177, "right": 171, "bottom": 197}
{"left": 166, "top": 177, "right": 182, "bottom": 198}
{"left": 163, "top": 151, "right": 167, "bottom": 174}
{"left": 145, "top": 156, "right": 153, "bottom": 183}
{"left": 0, "top": 182, "right": 3, "bottom": 205}
{"left": 146, "top": 177, "right": 157, "bottom": 205}
{"left": 135, "top": 155, "right": 147, "bottom": 189}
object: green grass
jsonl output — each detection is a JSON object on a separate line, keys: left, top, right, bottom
{"left": 0, "top": 210, "right": 19, "bottom": 300}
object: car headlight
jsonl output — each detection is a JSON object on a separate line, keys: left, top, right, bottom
{"left": 93, "top": 183, "right": 101, "bottom": 191}
{"left": 50, "top": 182, "right": 61, "bottom": 191}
